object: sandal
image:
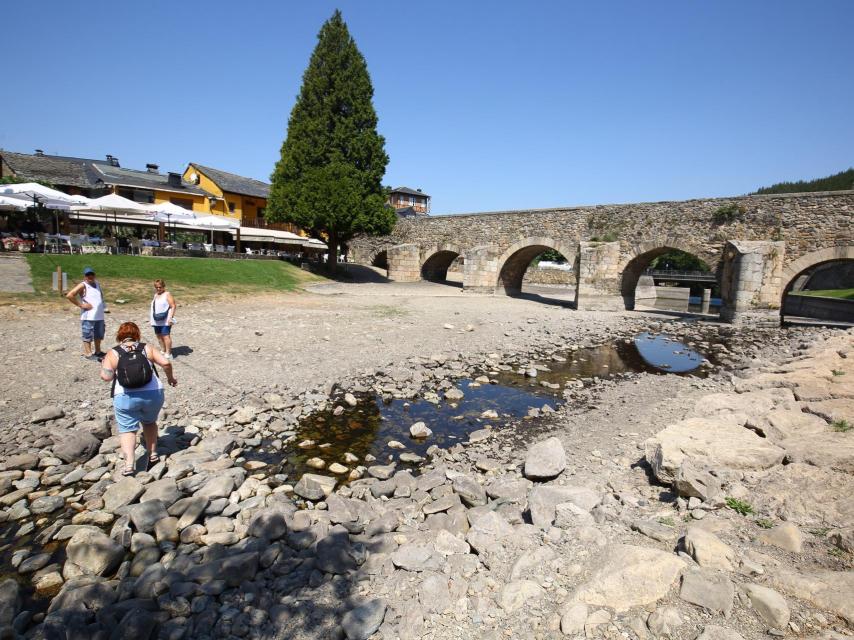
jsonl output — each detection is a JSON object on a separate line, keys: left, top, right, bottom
{"left": 148, "top": 453, "right": 160, "bottom": 466}
{"left": 121, "top": 465, "right": 135, "bottom": 477}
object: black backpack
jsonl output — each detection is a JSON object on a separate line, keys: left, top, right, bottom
{"left": 111, "top": 343, "right": 156, "bottom": 397}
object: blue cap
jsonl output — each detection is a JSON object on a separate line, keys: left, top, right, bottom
{"left": 83, "top": 267, "right": 95, "bottom": 275}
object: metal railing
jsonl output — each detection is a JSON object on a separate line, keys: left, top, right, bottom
{"left": 644, "top": 269, "right": 717, "bottom": 281}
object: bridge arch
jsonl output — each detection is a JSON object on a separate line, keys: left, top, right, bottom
{"left": 495, "top": 237, "right": 577, "bottom": 294}
{"left": 370, "top": 249, "right": 389, "bottom": 270}
{"left": 781, "top": 245, "right": 854, "bottom": 290}
{"left": 780, "top": 245, "right": 854, "bottom": 322}
{"left": 421, "top": 244, "right": 465, "bottom": 283}
{"left": 620, "top": 243, "right": 721, "bottom": 310}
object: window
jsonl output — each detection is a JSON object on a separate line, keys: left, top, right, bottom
{"left": 228, "top": 202, "right": 236, "bottom": 213}
{"left": 170, "top": 198, "right": 193, "bottom": 210}
{"left": 117, "top": 187, "right": 154, "bottom": 203}
{"left": 256, "top": 207, "right": 265, "bottom": 222}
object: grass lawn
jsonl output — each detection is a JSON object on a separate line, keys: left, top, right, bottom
{"left": 19, "top": 254, "right": 323, "bottom": 305}
{"left": 790, "top": 288, "right": 854, "bottom": 300}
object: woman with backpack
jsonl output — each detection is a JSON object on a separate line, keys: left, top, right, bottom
{"left": 150, "top": 279, "right": 176, "bottom": 360}
{"left": 100, "top": 321, "right": 178, "bottom": 476}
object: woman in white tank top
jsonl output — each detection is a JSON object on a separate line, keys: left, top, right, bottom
{"left": 150, "top": 278, "right": 177, "bottom": 359}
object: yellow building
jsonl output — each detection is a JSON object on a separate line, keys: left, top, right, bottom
{"left": 183, "top": 163, "right": 299, "bottom": 233}
{"left": 92, "top": 158, "right": 211, "bottom": 212}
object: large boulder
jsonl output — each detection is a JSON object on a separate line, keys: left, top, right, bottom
{"left": 570, "top": 544, "right": 685, "bottom": 611}
{"left": 752, "top": 463, "right": 854, "bottom": 528}
{"left": 523, "top": 437, "right": 566, "bottom": 480}
{"left": 684, "top": 526, "right": 737, "bottom": 571}
{"left": 66, "top": 529, "right": 125, "bottom": 576}
{"left": 644, "top": 415, "right": 785, "bottom": 483}
{"left": 0, "top": 579, "right": 20, "bottom": 628}
{"left": 316, "top": 526, "right": 357, "bottom": 574}
{"left": 770, "top": 569, "right": 854, "bottom": 624}
{"left": 31, "top": 405, "right": 65, "bottom": 423}
{"left": 103, "top": 477, "right": 144, "bottom": 513}
{"left": 341, "top": 599, "right": 386, "bottom": 640}
{"left": 128, "top": 500, "right": 169, "bottom": 534}
{"left": 743, "top": 584, "right": 790, "bottom": 629}
{"left": 528, "top": 485, "right": 600, "bottom": 529}
{"left": 3, "top": 453, "right": 39, "bottom": 471}
{"left": 52, "top": 430, "right": 100, "bottom": 464}
{"left": 673, "top": 461, "right": 721, "bottom": 501}
{"left": 293, "top": 474, "right": 336, "bottom": 501}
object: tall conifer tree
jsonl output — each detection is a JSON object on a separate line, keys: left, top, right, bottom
{"left": 268, "top": 10, "right": 394, "bottom": 269}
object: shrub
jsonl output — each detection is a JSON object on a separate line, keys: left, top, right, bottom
{"left": 725, "top": 497, "right": 754, "bottom": 516}
{"left": 831, "top": 419, "right": 852, "bottom": 433}
{"left": 712, "top": 203, "right": 745, "bottom": 225}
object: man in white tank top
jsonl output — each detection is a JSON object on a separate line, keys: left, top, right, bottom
{"left": 66, "top": 266, "right": 106, "bottom": 361}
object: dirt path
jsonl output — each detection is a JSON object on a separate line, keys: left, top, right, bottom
{"left": 0, "top": 254, "right": 34, "bottom": 293}
{"left": 0, "top": 281, "right": 637, "bottom": 426}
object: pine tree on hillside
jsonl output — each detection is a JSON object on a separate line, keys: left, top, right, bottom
{"left": 268, "top": 10, "right": 394, "bottom": 270}
{"left": 754, "top": 168, "right": 854, "bottom": 194}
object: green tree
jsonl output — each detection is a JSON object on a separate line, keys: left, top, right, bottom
{"left": 754, "top": 168, "right": 854, "bottom": 194}
{"left": 268, "top": 10, "right": 394, "bottom": 270}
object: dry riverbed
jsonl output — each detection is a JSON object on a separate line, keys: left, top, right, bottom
{"left": 0, "top": 281, "right": 851, "bottom": 640}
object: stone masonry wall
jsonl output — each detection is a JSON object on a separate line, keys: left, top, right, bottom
{"left": 351, "top": 191, "right": 854, "bottom": 283}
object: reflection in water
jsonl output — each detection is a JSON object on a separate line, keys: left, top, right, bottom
{"left": 633, "top": 332, "right": 705, "bottom": 373}
{"left": 493, "top": 334, "right": 710, "bottom": 392}
{"left": 261, "top": 335, "right": 711, "bottom": 480}
{"left": 273, "top": 380, "right": 560, "bottom": 480}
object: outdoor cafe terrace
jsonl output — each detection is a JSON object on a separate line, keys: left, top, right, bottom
{"left": 0, "top": 184, "right": 328, "bottom": 261}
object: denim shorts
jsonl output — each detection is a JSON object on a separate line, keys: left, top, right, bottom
{"left": 113, "top": 389, "right": 164, "bottom": 433}
{"left": 81, "top": 319, "right": 105, "bottom": 342}
{"left": 153, "top": 324, "right": 171, "bottom": 336}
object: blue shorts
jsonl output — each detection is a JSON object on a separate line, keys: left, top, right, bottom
{"left": 81, "top": 319, "right": 105, "bottom": 342}
{"left": 153, "top": 324, "right": 171, "bottom": 336}
{"left": 113, "top": 389, "right": 164, "bottom": 433}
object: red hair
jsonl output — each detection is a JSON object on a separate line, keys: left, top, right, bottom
{"left": 115, "top": 322, "right": 141, "bottom": 343}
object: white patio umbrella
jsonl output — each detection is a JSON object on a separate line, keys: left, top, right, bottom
{"left": 71, "top": 193, "right": 151, "bottom": 235}
{"left": 1, "top": 183, "right": 89, "bottom": 232}
{"left": 183, "top": 214, "right": 238, "bottom": 243}
{"left": 0, "top": 195, "right": 29, "bottom": 211}
{"left": 145, "top": 201, "right": 197, "bottom": 242}
{"left": 0, "top": 182, "right": 89, "bottom": 205}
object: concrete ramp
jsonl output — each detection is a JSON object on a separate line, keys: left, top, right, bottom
{"left": 0, "top": 254, "right": 34, "bottom": 293}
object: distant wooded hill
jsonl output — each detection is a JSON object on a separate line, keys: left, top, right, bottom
{"left": 754, "top": 168, "right": 854, "bottom": 194}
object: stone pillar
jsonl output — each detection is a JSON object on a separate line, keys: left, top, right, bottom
{"left": 719, "top": 240, "right": 785, "bottom": 325}
{"left": 574, "top": 241, "right": 624, "bottom": 311}
{"left": 462, "top": 245, "right": 500, "bottom": 293}
{"left": 701, "top": 288, "right": 712, "bottom": 314}
{"left": 387, "top": 244, "right": 422, "bottom": 282}
{"left": 634, "top": 275, "right": 657, "bottom": 306}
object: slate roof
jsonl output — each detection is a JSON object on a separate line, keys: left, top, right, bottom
{"left": 390, "top": 186, "right": 430, "bottom": 198}
{"left": 189, "top": 163, "right": 270, "bottom": 199}
{"left": 0, "top": 150, "right": 207, "bottom": 196}
{"left": 0, "top": 151, "right": 103, "bottom": 189}
{"left": 92, "top": 163, "right": 208, "bottom": 196}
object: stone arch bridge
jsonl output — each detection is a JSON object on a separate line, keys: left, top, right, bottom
{"left": 349, "top": 191, "right": 854, "bottom": 323}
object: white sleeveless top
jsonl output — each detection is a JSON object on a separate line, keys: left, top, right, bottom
{"left": 80, "top": 281, "right": 105, "bottom": 321}
{"left": 150, "top": 291, "right": 170, "bottom": 326}
{"left": 112, "top": 343, "right": 164, "bottom": 395}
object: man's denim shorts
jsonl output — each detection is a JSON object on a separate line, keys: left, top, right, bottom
{"left": 81, "top": 319, "right": 105, "bottom": 342}
{"left": 153, "top": 324, "right": 171, "bottom": 336}
{"left": 113, "top": 389, "right": 164, "bottom": 433}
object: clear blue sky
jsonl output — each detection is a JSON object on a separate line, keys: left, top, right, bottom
{"left": 2, "top": 1, "right": 852, "bottom": 214}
